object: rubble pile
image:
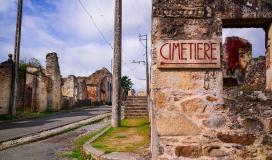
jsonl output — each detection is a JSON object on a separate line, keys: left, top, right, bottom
{"left": 244, "top": 56, "right": 266, "bottom": 91}
{"left": 223, "top": 87, "right": 272, "bottom": 159}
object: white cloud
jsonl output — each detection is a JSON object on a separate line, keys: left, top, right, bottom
{"left": 0, "top": 0, "right": 16, "bottom": 12}
{"left": 3, "top": 0, "right": 265, "bottom": 93}
{"left": 0, "top": 0, "right": 266, "bottom": 93}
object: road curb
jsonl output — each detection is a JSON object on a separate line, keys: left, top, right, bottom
{"left": 83, "top": 126, "right": 111, "bottom": 160}
{"left": 0, "top": 113, "right": 111, "bottom": 150}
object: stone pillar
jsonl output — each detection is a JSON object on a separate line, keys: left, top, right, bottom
{"left": 0, "top": 55, "right": 13, "bottom": 115}
{"left": 46, "top": 52, "right": 62, "bottom": 111}
{"left": 266, "top": 23, "right": 272, "bottom": 91}
{"left": 151, "top": 1, "right": 224, "bottom": 159}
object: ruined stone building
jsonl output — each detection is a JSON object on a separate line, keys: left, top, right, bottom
{"left": 62, "top": 75, "right": 79, "bottom": 108}
{"left": 0, "top": 53, "right": 62, "bottom": 115}
{"left": 61, "top": 75, "right": 90, "bottom": 108}
{"left": 151, "top": 0, "right": 272, "bottom": 159}
{"left": 0, "top": 55, "right": 13, "bottom": 115}
{"left": 23, "top": 66, "right": 49, "bottom": 112}
{"left": 86, "top": 68, "right": 112, "bottom": 104}
{"left": 61, "top": 68, "right": 112, "bottom": 107}
{"left": 223, "top": 36, "right": 267, "bottom": 90}
{"left": 223, "top": 36, "right": 252, "bottom": 76}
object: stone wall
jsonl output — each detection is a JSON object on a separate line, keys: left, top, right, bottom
{"left": 151, "top": 0, "right": 272, "bottom": 159}
{"left": 87, "top": 86, "right": 97, "bottom": 102}
{"left": 223, "top": 36, "right": 252, "bottom": 76}
{"left": 86, "top": 68, "right": 112, "bottom": 104}
{"left": 0, "top": 57, "right": 13, "bottom": 115}
{"left": 77, "top": 77, "right": 87, "bottom": 100}
{"left": 62, "top": 75, "right": 78, "bottom": 107}
{"left": 266, "top": 23, "right": 272, "bottom": 91}
{"left": 24, "top": 66, "right": 49, "bottom": 112}
{"left": 46, "top": 52, "right": 62, "bottom": 111}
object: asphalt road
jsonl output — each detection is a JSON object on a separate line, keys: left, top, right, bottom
{"left": 0, "top": 106, "right": 111, "bottom": 142}
{"left": 0, "top": 116, "right": 110, "bottom": 160}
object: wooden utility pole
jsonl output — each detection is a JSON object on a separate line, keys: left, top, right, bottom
{"left": 11, "top": 0, "right": 23, "bottom": 116}
{"left": 112, "top": 0, "right": 122, "bottom": 127}
{"left": 139, "top": 34, "right": 149, "bottom": 96}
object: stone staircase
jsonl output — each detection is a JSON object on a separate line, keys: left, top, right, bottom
{"left": 124, "top": 96, "right": 148, "bottom": 118}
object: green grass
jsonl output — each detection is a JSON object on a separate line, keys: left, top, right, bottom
{"left": 0, "top": 107, "right": 89, "bottom": 122}
{"left": 0, "top": 110, "right": 54, "bottom": 121}
{"left": 58, "top": 126, "right": 109, "bottom": 160}
{"left": 91, "top": 118, "right": 150, "bottom": 154}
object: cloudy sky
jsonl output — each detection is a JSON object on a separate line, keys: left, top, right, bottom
{"left": 0, "top": 0, "right": 265, "bottom": 92}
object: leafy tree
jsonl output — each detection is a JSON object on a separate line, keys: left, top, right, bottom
{"left": 18, "top": 58, "right": 42, "bottom": 80}
{"left": 121, "top": 76, "right": 134, "bottom": 98}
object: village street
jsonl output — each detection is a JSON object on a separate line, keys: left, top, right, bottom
{"left": 0, "top": 113, "right": 110, "bottom": 160}
{"left": 0, "top": 106, "right": 111, "bottom": 143}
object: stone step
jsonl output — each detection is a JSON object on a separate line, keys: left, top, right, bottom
{"left": 124, "top": 100, "right": 147, "bottom": 103}
{"left": 125, "top": 110, "right": 148, "bottom": 113}
{"left": 125, "top": 104, "right": 147, "bottom": 107}
{"left": 124, "top": 100, "right": 147, "bottom": 104}
{"left": 125, "top": 115, "right": 148, "bottom": 118}
{"left": 125, "top": 106, "right": 148, "bottom": 110}
{"left": 126, "top": 97, "right": 147, "bottom": 100}
{"left": 125, "top": 107, "right": 148, "bottom": 110}
{"left": 125, "top": 107, "right": 147, "bottom": 110}
{"left": 124, "top": 113, "right": 149, "bottom": 117}
{"left": 127, "top": 96, "right": 147, "bottom": 98}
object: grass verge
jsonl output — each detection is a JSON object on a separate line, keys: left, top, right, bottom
{"left": 91, "top": 118, "right": 150, "bottom": 155}
{"left": 59, "top": 125, "right": 110, "bottom": 160}
{"left": 0, "top": 111, "right": 55, "bottom": 121}
{"left": 0, "top": 107, "right": 92, "bottom": 122}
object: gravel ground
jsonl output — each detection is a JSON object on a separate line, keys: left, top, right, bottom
{"left": 0, "top": 117, "right": 110, "bottom": 160}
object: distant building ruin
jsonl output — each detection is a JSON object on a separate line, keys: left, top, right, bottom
{"left": 0, "top": 52, "right": 113, "bottom": 115}
{"left": 61, "top": 68, "right": 112, "bottom": 107}
{"left": 86, "top": 68, "right": 112, "bottom": 104}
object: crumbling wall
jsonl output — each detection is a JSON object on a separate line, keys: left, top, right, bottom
{"left": 266, "top": 23, "right": 272, "bottom": 91}
{"left": 24, "top": 66, "right": 49, "bottom": 112}
{"left": 0, "top": 57, "right": 13, "bottom": 115}
{"left": 100, "top": 76, "right": 112, "bottom": 103}
{"left": 224, "top": 36, "right": 252, "bottom": 75}
{"left": 86, "top": 68, "right": 112, "bottom": 104}
{"left": 62, "top": 75, "right": 78, "bottom": 108}
{"left": 151, "top": 0, "right": 272, "bottom": 159}
{"left": 87, "top": 86, "right": 97, "bottom": 102}
{"left": 77, "top": 77, "right": 87, "bottom": 100}
{"left": 46, "top": 52, "right": 62, "bottom": 111}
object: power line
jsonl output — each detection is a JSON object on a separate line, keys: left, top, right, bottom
{"left": 93, "top": 0, "right": 114, "bottom": 34}
{"left": 77, "top": 0, "right": 113, "bottom": 50}
{"left": 78, "top": 0, "right": 138, "bottom": 77}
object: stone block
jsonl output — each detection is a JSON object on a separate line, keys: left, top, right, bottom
{"left": 203, "top": 116, "right": 226, "bottom": 128}
{"left": 262, "top": 134, "right": 272, "bottom": 147}
{"left": 217, "top": 132, "right": 256, "bottom": 145}
{"left": 179, "top": 98, "right": 207, "bottom": 113}
{"left": 156, "top": 113, "right": 201, "bottom": 136}
{"left": 203, "top": 145, "right": 228, "bottom": 157}
{"left": 155, "top": 92, "right": 166, "bottom": 109}
{"left": 175, "top": 145, "right": 202, "bottom": 158}
{"left": 242, "top": 118, "right": 263, "bottom": 132}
